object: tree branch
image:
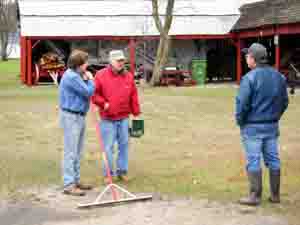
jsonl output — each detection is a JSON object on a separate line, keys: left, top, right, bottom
{"left": 163, "top": 0, "right": 175, "bottom": 35}
{"left": 152, "top": 0, "right": 163, "bottom": 34}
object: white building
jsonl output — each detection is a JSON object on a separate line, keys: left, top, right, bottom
{"left": 18, "top": 0, "right": 241, "bottom": 85}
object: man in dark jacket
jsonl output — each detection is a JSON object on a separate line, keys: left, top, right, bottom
{"left": 236, "top": 43, "right": 289, "bottom": 206}
{"left": 92, "top": 50, "right": 140, "bottom": 184}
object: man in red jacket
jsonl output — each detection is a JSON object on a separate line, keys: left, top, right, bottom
{"left": 92, "top": 50, "right": 140, "bottom": 183}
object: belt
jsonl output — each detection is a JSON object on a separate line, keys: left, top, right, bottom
{"left": 247, "top": 119, "right": 278, "bottom": 124}
{"left": 62, "top": 108, "right": 86, "bottom": 116}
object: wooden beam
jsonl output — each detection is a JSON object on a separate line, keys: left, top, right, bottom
{"left": 236, "top": 22, "right": 300, "bottom": 39}
{"left": 129, "top": 38, "right": 136, "bottom": 75}
{"left": 20, "top": 36, "right": 27, "bottom": 84}
{"left": 29, "top": 36, "right": 132, "bottom": 41}
{"left": 236, "top": 38, "right": 242, "bottom": 84}
{"left": 277, "top": 23, "right": 300, "bottom": 35}
{"left": 28, "top": 33, "right": 236, "bottom": 41}
{"left": 26, "top": 39, "right": 33, "bottom": 86}
{"left": 173, "top": 34, "right": 236, "bottom": 40}
{"left": 275, "top": 34, "right": 280, "bottom": 70}
{"left": 238, "top": 27, "right": 276, "bottom": 39}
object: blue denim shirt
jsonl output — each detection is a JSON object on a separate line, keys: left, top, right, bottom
{"left": 59, "top": 69, "right": 95, "bottom": 114}
{"left": 235, "top": 65, "right": 289, "bottom": 137}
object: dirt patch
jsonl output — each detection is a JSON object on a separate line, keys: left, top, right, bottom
{"left": 0, "top": 186, "right": 289, "bottom": 225}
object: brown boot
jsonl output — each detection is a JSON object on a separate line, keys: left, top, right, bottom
{"left": 63, "top": 184, "right": 86, "bottom": 196}
{"left": 118, "top": 174, "right": 130, "bottom": 183}
{"left": 103, "top": 177, "right": 111, "bottom": 185}
{"left": 239, "top": 171, "right": 262, "bottom": 206}
{"left": 76, "top": 182, "right": 93, "bottom": 190}
{"left": 269, "top": 169, "right": 280, "bottom": 203}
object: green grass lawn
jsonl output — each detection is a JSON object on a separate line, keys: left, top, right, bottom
{"left": 0, "top": 60, "right": 21, "bottom": 88}
{"left": 0, "top": 60, "right": 299, "bottom": 223}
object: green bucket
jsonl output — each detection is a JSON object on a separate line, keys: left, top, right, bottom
{"left": 129, "top": 119, "right": 144, "bottom": 138}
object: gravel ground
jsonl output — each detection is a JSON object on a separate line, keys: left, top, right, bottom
{"left": 0, "top": 186, "right": 289, "bottom": 225}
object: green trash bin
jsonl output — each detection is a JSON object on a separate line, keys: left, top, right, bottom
{"left": 192, "top": 59, "right": 207, "bottom": 85}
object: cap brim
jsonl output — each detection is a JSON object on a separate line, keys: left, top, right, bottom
{"left": 115, "top": 57, "right": 126, "bottom": 61}
{"left": 259, "top": 58, "right": 268, "bottom": 64}
{"left": 241, "top": 48, "right": 249, "bottom": 54}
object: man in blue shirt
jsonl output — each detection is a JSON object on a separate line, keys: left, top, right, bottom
{"left": 59, "top": 50, "right": 95, "bottom": 196}
{"left": 236, "top": 43, "right": 289, "bottom": 206}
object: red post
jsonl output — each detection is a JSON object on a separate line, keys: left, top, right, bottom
{"left": 236, "top": 38, "right": 242, "bottom": 84}
{"left": 275, "top": 46, "right": 280, "bottom": 70}
{"left": 20, "top": 36, "right": 27, "bottom": 84}
{"left": 26, "top": 38, "right": 32, "bottom": 86}
{"left": 129, "top": 38, "right": 136, "bottom": 75}
{"left": 90, "top": 103, "right": 119, "bottom": 200}
{"left": 275, "top": 34, "right": 280, "bottom": 70}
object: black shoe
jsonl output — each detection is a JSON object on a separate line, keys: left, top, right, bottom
{"left": 63, "top": 184, "right": 86, "bottom": 196}
{"left": 239, "top": 171, "right": 262, "bottom": 206}
{"left": 76, "top": 182, "right": 93, "bottom": 190}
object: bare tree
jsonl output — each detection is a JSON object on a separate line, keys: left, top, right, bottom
{"left": 0, "top": 0, "right": 17, "bottom": 61}
{"left": 151, "top": 0, "right": 175, "bottom": 86}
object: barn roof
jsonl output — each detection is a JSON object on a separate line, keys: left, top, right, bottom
{"left": 233, "top": 0, "right": 300, "bottom": 31}
{"left": 19, "top": 0, "right": 240, "bottom": 37}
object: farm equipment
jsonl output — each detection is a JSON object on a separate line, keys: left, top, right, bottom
{"left": 34, "top": 52, "right": 65, "bottom": 85}
{"left": 287, "top": 63, "right": 300, "bottom": 94}
{"left": 32, "top": 40, "right": 68, "bottom": 85}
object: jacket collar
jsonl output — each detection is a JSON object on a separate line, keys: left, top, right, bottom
{"left": 108, "top": 65, "right": 127, "bottom": 76}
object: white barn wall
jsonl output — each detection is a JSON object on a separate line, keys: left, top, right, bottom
{"left": 19, "top": 0, "right": 240, "bottom": 37}
{"left": 20, "top": 15, "right": 239, "bottom": 37}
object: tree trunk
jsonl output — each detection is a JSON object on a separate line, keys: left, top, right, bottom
{"left": 151, "top": 35, "right": 171, "bottom": 86}
{"left": 0, "top": 32, "right": 8, "bottom": 61}
{"left": 0, "top": 0, "right": 18, "bottom": 61}
{"left": 150, "top": 0, "right": 175, "bottom": 86}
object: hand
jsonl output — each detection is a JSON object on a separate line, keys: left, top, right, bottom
{"left": 132, "top": 114, "right": 141, "bottom": 120}
{"left": 103, "top": 102, "right": 109, "bottom": 111}
{"left": 85, "top": 71, "right": 94, "bottom": 80}
{"left": 82, "top": 74, "right": 88, "bottom": 81}
{"left": 91, "top": 104, "right": 99, "bottom": 113}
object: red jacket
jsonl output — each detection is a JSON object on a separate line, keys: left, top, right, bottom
{"left": 91, "top": 66, "right": 140, "bottom": 120}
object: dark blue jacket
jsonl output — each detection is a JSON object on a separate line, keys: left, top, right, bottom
{"left": 235, "top": 65, "right": 288, "bottom": 136}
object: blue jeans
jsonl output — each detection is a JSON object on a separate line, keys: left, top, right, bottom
{"left": 241, "top": 135, "right": 281, "bottom": 172}
{"left": 60, "top": 110, "right": 86, "bottom": 187}
{"left": 100, "top": 119, "right": 129, "bottom": 177}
